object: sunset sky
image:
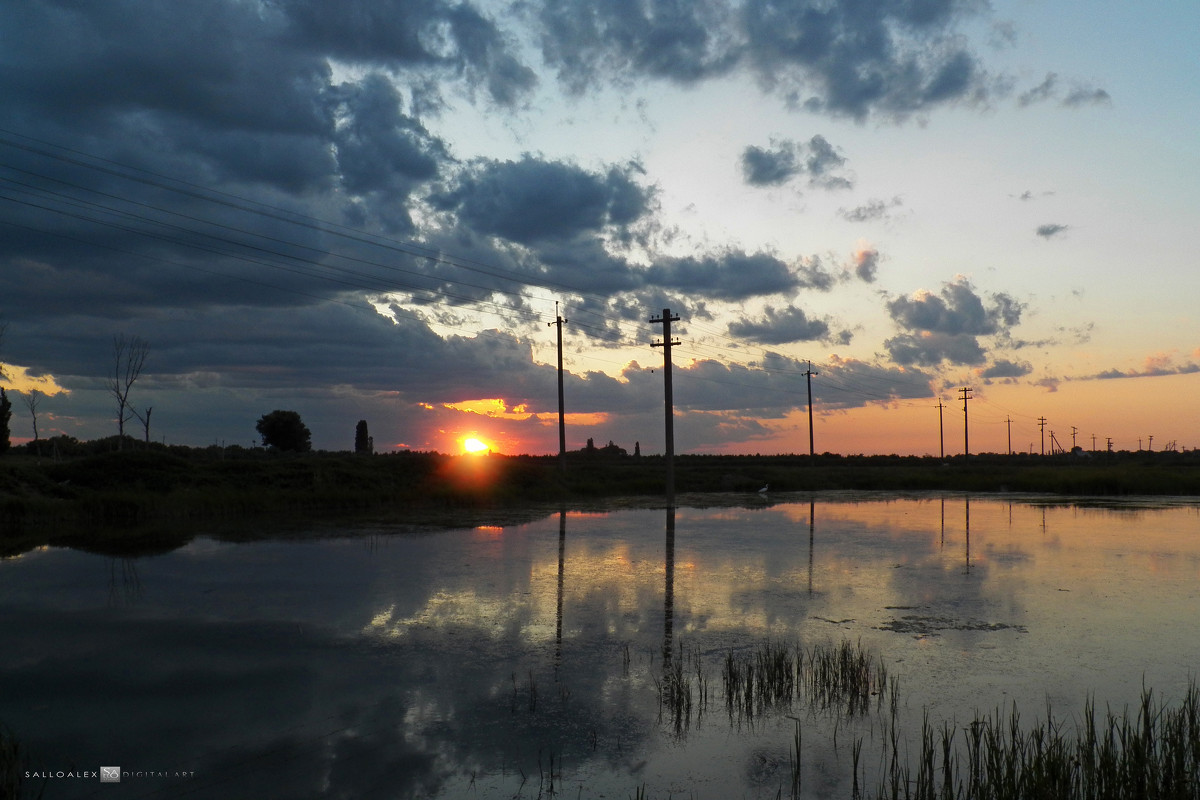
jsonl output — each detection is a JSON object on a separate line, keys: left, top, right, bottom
{"left": 1, "top": 0, "right": 1197, "bottom": 456}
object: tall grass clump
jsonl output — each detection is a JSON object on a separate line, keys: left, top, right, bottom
{"left": 722, "top": 639, "right": 893, "bottom": 721}
{"left": 869, "top": 684, "right": 1200, "bottom": 799}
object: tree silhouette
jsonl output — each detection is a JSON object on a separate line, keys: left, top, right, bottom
{"left": 0, "top": 388, "right": 11, "bottom": 454}
{"left": 354, "top": 420, "right": 372, "bottom": 454}
{"left": 106, "top": 334, "right": 150, "bottom": 447}
{"left": 21, "top": 390, "right": 42, "bottom": 452}
{"left": 256, "top": 410, "right": 312, "bottom": 452}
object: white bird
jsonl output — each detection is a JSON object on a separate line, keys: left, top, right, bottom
{"left": 758, "top": 484, "right": 769, "bottom": 493}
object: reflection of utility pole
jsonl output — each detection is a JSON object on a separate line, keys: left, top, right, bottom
{"left": 549, "top": 303, "right": 568, "bottom": 471}
{"left": 663, "top": 507, "right": 676, "bottom": 669}
{"left": 807, "top": 500, "right": 815, "bottom": 596}
{"left": 958, "top": 387, "right": 972, "bottom": 458}
{"left": 964, "top": 496, "right": 972, "bottom": 574}
{"left": 804, "top": 360, "right": 818, "bottom": 457}
{"left": 556, "top": 510, "right": 566, "bottom": 667}
{"left": 1038, "top": 417, "right": 1048, "bottom": 455}
{"left": 650, "top": 309, "right": 681, "bottom": 506}
{"left": 937, "top": 398, "right": 945, "bottom": 460}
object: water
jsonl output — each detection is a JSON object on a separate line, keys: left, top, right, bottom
{"left": 2, "top": 493, "right": 1199, "bottom": 798}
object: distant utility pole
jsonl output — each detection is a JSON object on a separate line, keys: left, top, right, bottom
{"left": 804, "top": 360, "right": 818, "bottom": 457}
{"left": 1091, "top": 433, "right": 1097, "bottom": 453}
{"left": 1071, "top": 426, "right": 1078, "bottom": 451}
{"left": 1106, "top": 437, "right": 1113, "bottom": 453}
{"left": 1038, "top": 417, "right": 1048, "bottom": 455}
{"left": 937, "top": 398, "right": 945, "bottom": 460}
{"left": 958, "top": 387, "right": 972, "bottom": 458}
{"left": 548, "top": 302, "right": 568, "bottom": 471}
{"left": 1148, "top": 435, "right": 1154, "bottom": 451}
{"left": 650, "top": 308, "right": 681, "bottom": 507}
{"left": 1006, "top": 416, "right": 1012, "bottom": 456}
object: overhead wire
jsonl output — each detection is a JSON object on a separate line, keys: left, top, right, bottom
{"left": 0, "top": 128, "right": 1007, "bottom": 417}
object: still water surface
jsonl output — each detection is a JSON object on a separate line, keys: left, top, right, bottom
{"left": 2, "top": 493, "right": 1199, "bottom": 798}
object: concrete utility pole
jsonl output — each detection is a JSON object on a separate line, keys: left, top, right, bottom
{"left": 1038, "top": 416, "right": 1048, "bottom": 455}
{"left": 937, "top": 398, "right": 945, "bottom": 460}
{"left": 804, "top": 360, "right": 818, "bottom": 457}
{"left": 650, "top": 309, "right": 681, "bottom": 507}
{"left": 548, "top": 302, "right": 568, "bottom": 471}
{"left": 958, "top": 387, "right": 972, "bottom": 458}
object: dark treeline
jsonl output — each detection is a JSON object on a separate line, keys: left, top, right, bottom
{"left": 3, "top": 434, "right": 1200, "bottom": 543}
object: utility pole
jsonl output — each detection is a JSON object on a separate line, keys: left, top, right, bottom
{"left": 650, "top": 309, "right": 681, "bottom": 507}
{"left": 1091, "top": 433, "right": 1097, "bottom": 453}
{"left": 548, "top": 302, "right": 568, "bottom": 471}
{"left": 1071, "top": 426, "right": 1078, "bottom": 451}
{"left": 1106, "top": 437, "right": 1113, "bottom": 453}
{"left": 804, "top": 360, "right": 818, "bottom": 457}
{"left": 1038, "top": 417, "right": 1048, "bottom": 455}
{"left": 1148, "top": 435, "right": 1154, "bottom": 451}
{"left": 958, "top": 387, "right": 972, "bottom": 458}
{"left": 937, "top": 398, "right": 945, "bottom": 460}
{"left": 1006, "top": 416, "right": 1012, "bottom": 456}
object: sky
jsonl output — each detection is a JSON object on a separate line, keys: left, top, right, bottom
{"left": 1, "top": 0, "right": 1198, "bottom": 456}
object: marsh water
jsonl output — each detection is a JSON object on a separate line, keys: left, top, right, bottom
{"left": 2, "top": 493, "right": 1200, "bottom": 799}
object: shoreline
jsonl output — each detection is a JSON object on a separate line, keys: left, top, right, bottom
{"left": 3, "top": 447, "right": 1200, "bottom": 555}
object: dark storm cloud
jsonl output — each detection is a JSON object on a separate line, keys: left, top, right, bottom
{"left": 839, "top": 196, "right": 903, "bottom": 222}
{"left": 534, "top": 0, "right": 740, "bottom": 93}
{"left": 283, "top": 0, "right": 537, "bottom": 106}
{"left": 853, "top": 248, "right": 881, "bottom": 282}
{"left": 884, "top": 278, "right": 1024, "bottom": 366}
{"left": 742, "top": 143, "right": 803, "bottom": 186}
{"left": 980, "top": 359, "right": 1032, "bottom": 381}
{"left": 740, "top": 0, "right": 993, "bottom": 120}
{"left": 429, "top": 156, "right": 654, "bottom": 245}
{"left": 533, "top": 0, "right": 997, "bottom": 120}
{"left": 1036, "top": 223, "right": 1069, "bottom": 239}
{"left": 741, "top": 135, "right": 851, "bottom": 189}
{"left": 885, "top": 332, "right": 988, "bottom": 366}
{"left": 646, "top": 251, "right": 806, "bottom": 299}
{"left": 1019, "top": 73, "right": 1111, "bottom": 109}
{"left": 727, "top": 305, "right": 833, "bottom": 344}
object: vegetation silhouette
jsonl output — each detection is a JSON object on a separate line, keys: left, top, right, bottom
{"left": 256, "top": 410, "right": 312, "bottom": 452}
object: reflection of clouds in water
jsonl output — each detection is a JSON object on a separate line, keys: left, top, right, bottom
{"left": 5, "top": 498, "right": 1200, "bottom": 798}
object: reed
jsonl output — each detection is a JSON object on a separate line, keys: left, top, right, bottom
{"left": 722, "top": 638, "right": 893, "bottom": 721}
{"left": 869, "top": 684, "right": 1200, "bottom": 799}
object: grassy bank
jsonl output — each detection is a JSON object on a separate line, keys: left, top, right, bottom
{"left": 2, "top": 446, "right": 1199, "bottom": 552}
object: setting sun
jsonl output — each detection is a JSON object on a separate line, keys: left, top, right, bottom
{"left": 462, "top": 437, "right": 489, "bottom": 453}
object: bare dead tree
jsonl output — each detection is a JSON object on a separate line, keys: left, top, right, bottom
{"left": 131, "top": 405, "right": 153, "bottom": 446}
{"left": 21, "top": 389, "right": 42, "bottom": 443}
{"left": 106, "top": 334, "right": 150, "bottom": 447}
